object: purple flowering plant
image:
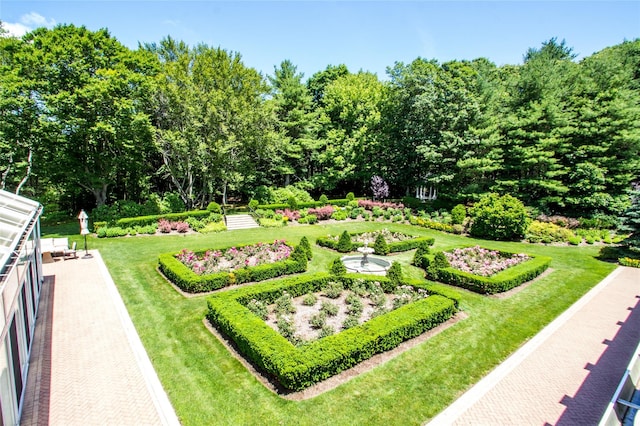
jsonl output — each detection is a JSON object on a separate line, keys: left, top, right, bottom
{"left": 176, "top": 240, "right": 293, "bottom": 275}
{"left": 444, "top": 246, "right": 529, "bottom": 277}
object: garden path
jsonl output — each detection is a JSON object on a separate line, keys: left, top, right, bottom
{"left": 20, "top": 251, "right": 180, "bottom": 426}
{"left": 428, "top": 266, "right": 640, "bottom": 425}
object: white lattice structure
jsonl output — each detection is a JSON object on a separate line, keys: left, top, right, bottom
{"left": 416, "top": 186, "right": 437, "bottom": 201}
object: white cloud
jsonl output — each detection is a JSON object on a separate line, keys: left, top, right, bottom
{"left": 21, "top": 12, "right": 56, "bottom": 28}
{"left": 2, "top": 22, "right": 31, "bottom": 38}
{"left": 2, "top": 12, "right": 56, "bottom": 38}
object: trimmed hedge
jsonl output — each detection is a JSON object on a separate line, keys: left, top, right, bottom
{"left": 158, "top": 242, "right": 308, "bottom": 293}
{"left": 257, "top": 199, "right": 352, "bottom": 211}
{"left": 116, "top": 210, "right": 211, "bottom": 228}
{"left": 206, "top": 273, "right": 457, "bottom": 391}
{"left": 316, "top": 232, "right": 435, "bottom": 254}
{"left": 421, "top": 249, "right": 551, "bottom": 294}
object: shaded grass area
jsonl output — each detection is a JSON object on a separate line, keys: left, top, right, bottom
{"left": 45, "top": 222, "right": 616, "bottom": 425}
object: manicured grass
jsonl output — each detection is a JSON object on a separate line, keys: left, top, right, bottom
{"left": 48, "top": 222, "right": 616, "bottom": 425}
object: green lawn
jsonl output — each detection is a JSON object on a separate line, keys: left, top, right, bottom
{"left": 52, "top": 222, "right": 616, "bottom": 425}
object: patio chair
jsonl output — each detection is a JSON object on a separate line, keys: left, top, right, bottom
{"left": 63, "top": 241, "right": 77, "bottom": 260}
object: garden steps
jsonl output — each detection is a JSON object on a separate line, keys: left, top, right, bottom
{"left": 225, "top": 214, "right": 260, "bottom": 230}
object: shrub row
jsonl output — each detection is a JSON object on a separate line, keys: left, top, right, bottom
{"left": 419, "top": 251, "right": 551, "bottom": 294}
{"left": 316, "top": 233, "right": 435, "bottom": 254}
{"left": 257, "top": 199, "right": 352, "bottom": 210}
{"left": 206, "top": 273, "right": 457, "bottom": 390}
{"left": 409, "top": 216, "right": 455, "bottom": 233}
{"left": 115, "top": 210, "right": 211, "bottom": 228}
{"left": 619, "top": 257, "right": 640, "bottom": 268}
{"left": 158, "top": 243, "right": 308, "bottom": 293}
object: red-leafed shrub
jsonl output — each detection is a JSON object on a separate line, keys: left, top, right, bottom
{"left": 308, "top": 205, "right": 335, "bottom": 220}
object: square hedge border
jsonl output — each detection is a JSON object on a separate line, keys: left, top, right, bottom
{"left": 419, "top": 247, "right": 552, "bottom": 295}
{"left": 206, "top": 272, "right": 459, "bottom": 391}
{"left": 316, "top": 232, "right": 434, "bottom": 254}
{"left": 158, "top": 242, "right": 308, "bottom": 293}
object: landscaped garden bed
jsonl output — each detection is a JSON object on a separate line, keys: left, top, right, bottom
{"left": 206, "top": 273, "right": 460, "bottom": 391}
{"left": 158, "top": 239, "right": 309, "bottom": 293}
{"left": 418, "top": 245, "right": 551, "bottom": 294}
{"left": 316, "top": 229, "right": 434, "bottom": 254}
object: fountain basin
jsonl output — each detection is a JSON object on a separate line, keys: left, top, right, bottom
{"left": 341, "top": 254, "right": 391, "bottom": 275}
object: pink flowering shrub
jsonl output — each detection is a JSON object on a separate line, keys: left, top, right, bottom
{"left": 175, "top": 240, "right": 293, "bottom": 275}
{"left": 276, "top": 209, "right": 301, "bottom": 221}
{"left": 444, "top": 246, "right": 529, "bottom": 277}
{"left": 175, "top": 221, "right": 190, "bottom": 233}
{"left": 158, "top": 218, "right": 173, "bottom": 233}
{"left": 158, "top": 218, "right": 189, "bottom": 233}
{"left": 308, "top": 205, "right": 335, "bottom": 220}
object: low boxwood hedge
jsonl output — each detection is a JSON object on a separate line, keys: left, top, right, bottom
{"left": 116, "top": 210, "right": 211, "bottom": 228}
{"left": 257, "top": 199, "right": 352, "bottom": 211}
{"left": 316, "top": 232, "right": 434, "bottom": 254}
{"left": 206, "top": 273, "right": 457, "bottom": 391}
{"left": 420, "top": 249, "right": 551, "bottom": 294}
{"left": 158, "top": 242, "right": 308, "bottom": 293}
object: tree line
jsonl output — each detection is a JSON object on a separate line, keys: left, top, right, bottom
{"left": 1, "top": 23, "right": 638, "bottom": 218}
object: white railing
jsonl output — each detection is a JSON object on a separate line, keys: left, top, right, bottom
{"left": 600, "top": 340, "right": 640, "bottom": 425}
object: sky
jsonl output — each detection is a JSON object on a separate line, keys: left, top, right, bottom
{"left": 1, "top": 1, "right": 638, "bottom": 80}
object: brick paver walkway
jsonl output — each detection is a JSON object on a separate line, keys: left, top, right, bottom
{"left": 20, "top": 251, "right": 180, "bottom": 426}
{"left": 429, "top": 266, "right": 640, "bottom": 426}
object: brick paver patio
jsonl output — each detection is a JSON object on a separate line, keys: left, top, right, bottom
{"left": 429, "top": 266, "right": 640, "bottom": 426}
{"left": 20, "top": 251, "right": 180, "bottom": 426}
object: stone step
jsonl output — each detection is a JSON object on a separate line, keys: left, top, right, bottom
{"left": 225, "top": 214, "right": 260, "bottom": 230}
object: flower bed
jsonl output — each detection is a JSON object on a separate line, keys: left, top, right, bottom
{"left": 420, "top": 246, "right": 551, "bottom": 294}
{"left": 176, "top": 240, "right": 293, "bottom": 275}
{"left": 316, "top": 230, "right": 434, "bottom": 254}
{"left": 158, "top": 240, "right": 308, "bottom": 293}
{"left": 206, "top": 273, "right": 458, "bottom": 391}
{"left": 443, "top": 246, "right": 529, "bottom": 277}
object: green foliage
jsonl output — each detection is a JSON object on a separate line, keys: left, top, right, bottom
{"left": 619, "top": 185, "right": 640, "bottom": 251}
{"left": 451, "top": 204, "right": 467, "bottom": 225}
{"left": 309, "top": 311, "right": 327, "bottom": 329}
{"left": 302, "top": 293, "right": 317, "bottom": 306}
{"left": 319, "top": 194, "right": 329, "bottom": 205}
{"left": 373, "top": 233, "right": 389, "bottom": 255}
{"left": 321, "top": 300, "right": 339, "bottom": 316}
{"left": 330, "top": 258, "right": 347, "bottom": 275}
{"left": 248, "top": 199, "right": 259, "bottom": 210}
{"left": 346, "top": 192, "right": 355, "bottom": 201}
{"left": 275, "top": 292, "right": 296, "bottom": 315}
{"left": 331, "top": 210, "right": 348, "bottom": 221}
{"left": 412, "top": 242, "right": 431, "bottom": 268}
{"left": 336, "top": 230, "right": 353, "bottom": 252}
{"left": 287, "top": 196, "right": 298, "bottom": 211}
{"left": 258, "top": 218, "right": 285, "bottom": 228}
{"left": 619, "top": 257, "right": 640, "bottom": 268}
{"left": 470, "top": 193, "right": 531, "bottom": 241}
{"left": 526, "top": 220, "right": 576, "bottom": 244}
{"left": 323, "top": 281, "right": 344, "bottom": 298}
{"left": 299, "top": 236, "right": 312, "bottom": 260}
{"left": 207, "top": 202, "right": 222, "bottom": 214}
{"left": 246, "top": 299, "right": 269, "bottom": 320}
{"left": 386, "top": 261, "right": 403, "bottom": 284}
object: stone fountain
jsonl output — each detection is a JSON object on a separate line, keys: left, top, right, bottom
{"left": 341, "top": 242, "right": 391, "bottom": 275}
